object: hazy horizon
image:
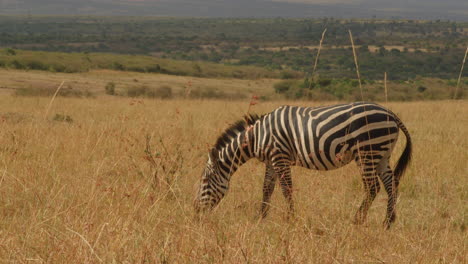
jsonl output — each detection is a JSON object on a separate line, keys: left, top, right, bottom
{"left": 0, "top": 0, "right": 467, "bottom": 20}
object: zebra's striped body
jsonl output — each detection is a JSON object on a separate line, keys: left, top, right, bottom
{"left": 195, "top": 102, "right": 412, "bottom": 228}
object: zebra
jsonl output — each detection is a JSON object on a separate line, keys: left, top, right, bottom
{"left": 194, "top": 102, "right": 412, "bottom": 229}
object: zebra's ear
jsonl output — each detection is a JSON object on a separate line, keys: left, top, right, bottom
{"left": 209, "top": 148, "right": 218, "bottom": 162}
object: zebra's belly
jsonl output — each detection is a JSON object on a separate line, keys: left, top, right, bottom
{"left": 293, "top": 149, "right": 356, "bottom": 171}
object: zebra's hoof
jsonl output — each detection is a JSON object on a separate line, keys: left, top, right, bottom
{"left": 383, "top": 220, "right": 392, "bottom": 230}
{"left": 353, "top": 213, "right": 366, "bottom": 225}
{"left": 383, "top": 214, "right": 396, "bottom": 229}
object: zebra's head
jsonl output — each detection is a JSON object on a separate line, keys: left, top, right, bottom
{"left": 194, "top": 148, "right": 224, "bottom": 213}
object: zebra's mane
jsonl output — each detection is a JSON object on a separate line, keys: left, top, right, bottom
{"left": 213, "top": 113, "right": 262, "bottom": 151}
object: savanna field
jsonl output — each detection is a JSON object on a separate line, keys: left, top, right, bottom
{"left": 0, "top": 71, "right": 467, "bottom": 263}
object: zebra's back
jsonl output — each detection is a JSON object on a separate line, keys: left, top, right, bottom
{"left": 259, "top": 102, "right": 400, "bottom": 170}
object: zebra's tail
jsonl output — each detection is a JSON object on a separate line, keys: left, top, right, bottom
{"left": 393, "top": 116, "right": 412, "bottom": 185}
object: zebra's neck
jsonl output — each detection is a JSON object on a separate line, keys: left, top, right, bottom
{"left": 214, "top": 127, "right": 256, "bottom": 179}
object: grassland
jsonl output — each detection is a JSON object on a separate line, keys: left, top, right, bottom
{"left": 0, "top": 69, "right": 280, "bottom": 99}
{"left": 0, "top": 68, "right": 463, "bottom": 101}
{"left": 0, "top": 49, "right": 292, "bottom": 79}
{"left": 0, "top": 89, "right": 466, "bottom": 262}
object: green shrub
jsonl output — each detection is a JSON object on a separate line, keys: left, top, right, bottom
{"left": 126, "top": 85, "right": 148, "bottom": 97}
{"left": 26, "top": 61, "right": 48, "bottom": 71}
{"left": 9, "top": 60, "right": 25, "bottom": 69}
{"left": 5, "top": 48, "right": 16, "bottom": 56}
{"left": 125, "top": 85, "right": 173, "bottom": 99}
{"left": 318, "top": 78, "right": 332, "bottom": 87}
{"left": 105, "top": 82, "right": 116, "bottom": 95}
{"left": 446, "top": 79, "right": 457, "bottom": 86}
{"left": 154, "top": 86, "right": 173, "bottom": 99}
{"left": 112, "top": 62, "right": 125, "bottom": 71}
{"left": 49, "top": 64, "right": 67, "bottom": 72}
{"left": 417, "top": 86, "right": 427, "bottom": 93}
{"left": 192, "top": 63, "right": 202, "bottom": 76}
{"left": 189, "top": 87, "right": 246, "bottom": 100}
{"left": 52, "top": 114, "right": 73, "bottom": 123}
{"left": 274, "top": 80, "right": 295, "bottom": 94}
{"left": 126, "top": 66, "right": 146, "bottom": 73}
{"left": 280, "top": 71, "right": 297, "bottom": 79}
{"left": 146, "top": 64, "right": 161, "bottom": 73}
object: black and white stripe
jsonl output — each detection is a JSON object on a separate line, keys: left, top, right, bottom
{"left": 194, "top": 102, "right": 412, "bottom": 229}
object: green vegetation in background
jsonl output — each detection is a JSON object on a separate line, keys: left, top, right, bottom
{"left": 232, "top": 45, "right": 464, "bottom": 80}
{"left": 1, "top": 16, "right": 466, "bottom": 51}
{"left": 273, "top": 77, "right": 466, "bottom": 101}
{"left": 1, "top": 16, "right": 467, "bottom": 80}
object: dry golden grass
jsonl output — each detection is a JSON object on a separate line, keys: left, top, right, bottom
{"left": 1, "top": 68, "right": 463, "bottom": 101}
{"left": 0, "top": 69, "right": 279, "bottom": 98}
{"left": 0, "top": 95, "right": 466, "bottom": 263}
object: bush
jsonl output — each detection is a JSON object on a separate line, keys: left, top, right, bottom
{"left": 9, "top": 60, "right": 25, "bottom": 69}
{"left": 350, "top": 79, "right": 360, "bottom": 87}
{"left": 280, "top": 71, "right": 297, "bottom": 79}
{"left": 105, "top": 82, "right": 116, "bottom": 95}
{"left": 126, "top": 85, "right": 173, "bottom": 99}
{"left": 126, "top": 66, "right": 146, "bottom": 73}
{"left": 192, "top": 63, "right": 202, "bottom": 76}
{"left": 112, "top": 62, "right": 125, "bottom": 71}
{"left": 49, "top": 64, "right": 67, "bottom": 72}
{"left": 146, "top": 64, "right": 161, "bottom": 73}
{"left": 446, "top": 79, "right": 457, "bottom": 86}
{"left": 126, "top": 85, "right": 148, "bottom": 97}
{"left": 52, "top": 114, "right": 73, "bottom": 123}
{"left": 154, "top": 86, "right": 173, "bottom": 99}
{"left": 417, "top": 86, "right": 427, "bottom": 93}
{"left": 26, "top": 61, "right": 48, "bottom": 71}
{"left": 318, "top": 78, "right": 332, "bottom": 87}
{"left": 189, "top": 87, "right": 246, "bottom": 100}
{"left": 274, "top": 80, "right": 295, "bottom": 94}
{"left": 5, "top": 48, "right": 16, "bottom": 56}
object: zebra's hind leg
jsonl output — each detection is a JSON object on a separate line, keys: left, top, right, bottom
{"left": 354, "top": 152, "right": 381, "bottom": 225}
{"left": 274, "top": 164, "right": 294, "bottom": 217}
{"left": 260, "top": 163, "right": 278, "bottom": 218}
{"left": 354, "top": 176, "right": 380, "bottom": 225}
{"left": 378, "top": 162, "right": 398, "bottom": 229}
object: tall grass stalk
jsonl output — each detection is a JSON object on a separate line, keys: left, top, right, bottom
{"left": 44, "top": 81, "right": 65, "bottom": 119}
{"left": 454, "top": 46, "right": 468, "bottom": 99}
{"left": 66, "top": 227, "right": 103, "bottom": 262}
{"left": 309, "top": 28, "right": 327, "bottom": 89}
{"left": 348, "top": 30, "right": 363, "bottom": 101}
{"left": 384, "top": 72, "right": 388, "bottom": 104}
{"left": 349, "top": 29, "right": 374, "bottom": 170}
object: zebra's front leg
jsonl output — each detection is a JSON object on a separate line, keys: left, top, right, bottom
{"left": 260, "top": 163, "right": 278, "bottom": 218}
{"left": 274, "top": 164, "right": 294, "bottom": 216}
{"left": 379, "top": 164, "right": 398, "bottom": 229}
